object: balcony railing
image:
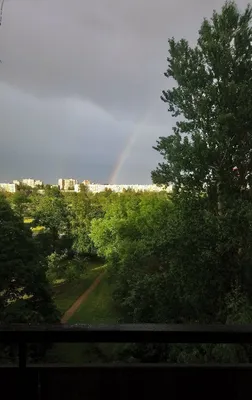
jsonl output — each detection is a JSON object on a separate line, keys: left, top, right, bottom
{"left": 1, "top": 324, "right": 252, "bottom": 399}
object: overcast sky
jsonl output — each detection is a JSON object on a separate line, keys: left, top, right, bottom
{"left": 0, "top": 0, "right": 249, "bottom": 184}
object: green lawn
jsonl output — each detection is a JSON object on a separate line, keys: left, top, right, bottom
{"left": 23, "top": 217, "right": 45, "bottom": 235}
{"left": 64, "top": 273, "right": 121, "bottom": 364}
{"left": 68, "top": 273, "right": 119, "bottom": 324}
{"left": 52, "top": 262, "right": 105, "bottom": 315}
{"left": 45, "top": 269, "right": 122, "bottom": 364}
{"left": 24, "top": 217, "right": 33, "bottom": 223}
{"left": 31, "top": 225, "right": 45, "bottom": 233}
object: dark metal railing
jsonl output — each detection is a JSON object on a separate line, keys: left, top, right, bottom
{"left": 1, "top": 323, "right": 252, "bottom": 368}
{"left": 1, "top": 324, "right": 252, "bottom": 399}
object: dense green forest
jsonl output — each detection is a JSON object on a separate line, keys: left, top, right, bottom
{"left": 2, "top": 1, "right": 252, "bottom": 363}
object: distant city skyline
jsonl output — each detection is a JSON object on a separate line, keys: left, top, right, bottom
{"left": 0, "top": 176, "right": 154, "bottom": 185}
{"left": 0, "top": 177, "right": 171, "bottom": 194}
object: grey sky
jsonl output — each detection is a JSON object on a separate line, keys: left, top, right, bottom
{"left": 0, "top": 0, "right": 249, "bottom": 184}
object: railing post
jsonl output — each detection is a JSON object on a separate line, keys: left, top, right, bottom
{"left": 18, "top": 341, "right": 29, "bottom": 398}
{"left": 18, "top": 341, "right": 27, "bottom": 369}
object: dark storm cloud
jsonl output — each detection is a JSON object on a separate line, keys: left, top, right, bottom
{"left": 0, "top": 0, "right": 249, "bottom": 183}
{"left": 0, "top": 82, "right": 133, "bottom": 182}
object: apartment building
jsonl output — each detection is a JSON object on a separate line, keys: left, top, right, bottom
{"left": 20, "top": 178, "right": 43, "bottom": 188}
{"left": 74, "top": 183, "right": 172, "bottom": 193}
{"left": 0, "top": 183, "right": 17, "bottom": 193}
{"left": 58, "top": 178, "right": 78, "bottom": 191}
{"left": 22, "top": 178, "right": 36, "bottom": 187}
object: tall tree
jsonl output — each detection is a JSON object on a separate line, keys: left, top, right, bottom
{"left": 32, "top": 187, "right": 69, "bottom": 251}
{"left": 152, "top": 1, "right": 252, "bottom": 213}
{"left": 90, "top": 191, "right": 174, "bottom": 320}
{"left": 70, "top": 184, "right": 103, "bottom": 255}
{"left": 9, "top": 191, "right": 31, "bottom": 218}
{"left": 146, "top": 1, "right": 252, "bottom": 362}
{"left": 0, "top": 194, "right": 58, "bottom": 323}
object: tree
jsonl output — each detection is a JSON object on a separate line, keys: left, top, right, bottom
{"left": 90, "top": 2, "right": 252, "bottom": 363}
{"left": 0, "top": 193, "right": 60, "bottom": 363}
{"left": 32, "top": 187, "right": 69, "bottom": 252}
{"left": 9, "top": 191, "right": 31, "bottom": 217}
{"left": 70, "top": 184, "right": 103, "bottom": 255}
{"left": 152, "top": 1, "right": 252, "bottom": 213}
{"left": 91, "top": 191, "right": 175, "bottom": 320}
{"left": 147, "top": 1, "right": 252, "bottom": 362}
{"left": 17, "top": 183, "right": 34, "bottom": 197}
{"left": 0, "top": 194, "right": 58, "bottom": 323}
{"left": 151, "top": 0, "right": 252, "bottom": 297}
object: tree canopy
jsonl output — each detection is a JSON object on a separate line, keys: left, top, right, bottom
{"left": 70, "top": 184, "right": 103, "bottom": 255}
{"left": 91, "top": 1, "right": 252, "bottom": 362}
{"left": 32, "top": 187, "right": 69, "bottom": 251}
{"left": 0, "top": 194, "right": 58, "bottom": 323}
{"left": 152, "top": 1, "right": 252, "bottom": 213}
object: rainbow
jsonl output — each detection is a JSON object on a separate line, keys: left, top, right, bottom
{"left": 109, "top": 130, "right": 137, "bottom": 184}
{"left": 109, "top": 102, "right": 155, "bottom": 184}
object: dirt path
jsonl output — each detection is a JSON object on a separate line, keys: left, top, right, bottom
{"left": 61, "top": 271, "right": 106, "bottom": 323}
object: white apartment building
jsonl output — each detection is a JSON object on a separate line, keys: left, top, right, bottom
{"left": 74, "top": 183, "right": 172, "bottom": 194}
{"left": 0, "top": 183, "right": 17, "bottom": 193}
{"left": 21, "top": 178, "right": 43, "bottom": 188}
{"left": 22, "top": 178, "right": 35, "bottom": 187}
{"left": 58, "top": 179, "right": 64, "bottom": 190}
{"left": 58, "top": 178, "right": 78, "bottom": 191}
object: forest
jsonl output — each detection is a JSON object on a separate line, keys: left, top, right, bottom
{"left": 1, "top": 1, "right": 252, "bottom": 363}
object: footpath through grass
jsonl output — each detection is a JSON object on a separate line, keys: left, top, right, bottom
{"left": 52, "top": 262, "right": 104, "bottom": 316}
{"left": 46, "top": 267, "right": 122, "bottom": 364}
{"left": 68, "top": 273, "right": 118, "bottom": 324}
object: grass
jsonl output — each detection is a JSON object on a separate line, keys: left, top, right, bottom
{"left": 31, "top": 226, "right": 45, "bottom": 233}
{"left": 52, "top": 261, "right": 104, "bottom": 315}
{"left": 24, "top": 217, "right": 34, "bottom": 223}
{"left": 23, "top": 217, "right": 45, "bottom": 235}
{"left": 46, "top": 267, "right": 122, "bottom": 364}
{"left": 68, "top": 273, "right": 118, "bottom": 324}
{"left": 66, "top": 274, "right": 122, "bottom": 363}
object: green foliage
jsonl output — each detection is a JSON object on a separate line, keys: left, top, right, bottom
{"left": 9, "top": 191, "right": 31, "bottom": 217}
{"left": 47, "top": 252, "right": 88, "bottom": 283}
{"left": 32, "top": 187, "right": 69, "bottom": 251}
{"left": 0, "top": 194, "right": 59, "bottom": 323}
{"left": 46, "top": 252, "right": 68, "bottom": 282}
{"left": 152, "top": 1, "right": 252, "bottom": 210}
{"left": 90, "top": 2, "right": 252, "bottom": 363}
{"left": 70, "top": 185, "right": 103, "bottom": 255}
{"left": 91, "top": 191, "right": 174, "bottom": 321}
{"left": 147, "top": 1, "right": 252, "bottom": 362}
{"left": 16, "top": 183, "right": 34, "bottom": 196}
